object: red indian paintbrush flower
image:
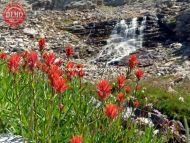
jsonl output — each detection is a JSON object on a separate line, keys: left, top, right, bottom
{"left": 7, "top": 53, "right": 20, "bottom": 74}
{"left": 104, "top": 104, "right": 118, "bottom": 119}
{"left": 128, "top": 54, "right": 138, "bottom": 69}
{"left": 117, "top": 92, "right": 125, "bottom": 102}
{"left": 43, "top": 52, "right": 56, "bottom": 66}
{"left": 48, "top": 65, "right": 63, "bottom": 81}
{"left": 135, "top": 85, "right": 141, "bottom": 91}
{"left": 65, "top": 45, "right": 74, "bottom": 57}
{"left": 26, "top": 50, "right": 38, "bottom": 71}
{"left": 76, "top": 64, "right": 84, "bottom": 78}
{"left": 38, "top": 38, "right": 46, "bottom": 51}
{"left": 117, "top": 74, "right": 126, "bottom": 89}
{"left": 125, "top": 86, "right": 131, "bottom": 93}
{"left": 54, "top": 58, "right": 62, "bottom": 67}
{"left": 135, "top": 68, "right": 144, "bottom": 80}
{"left": 48, "top": 64, "right": 68, "bottom": 93}
{"left": 37, "top": 62, "right": 49, "bottom": 73}
{"left": 133, "top": 100, "right": 139, "bottom": 108}
{"left": 96, "top": 80, "right": 112, "bottom": 100}
{"left": 65, "top": 61, "right": 76, "bottom": 79}
{"left": 70, "top": 135, "right": 83, "bottom": 143}
{"left": 20, "top": 51, "right": 28, "bottom": 69}
{"left": 51, "top": 77, "right": 69, "bottom": 93}
{"left": 20, "top": 51, "right": 28, "bottom": 59}
{"left": 0, "top": 52, "right": 7, "bottom": 60}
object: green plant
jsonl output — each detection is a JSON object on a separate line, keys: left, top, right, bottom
{"left": 184, "top": 117, "right": 190, "bottom": 143}
{"left": 0, "top": 48, "right": 164, "bottom": 143}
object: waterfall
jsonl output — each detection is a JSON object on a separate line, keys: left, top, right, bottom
{"left": 96, "top": 16, "right": 147, "bottom": 64}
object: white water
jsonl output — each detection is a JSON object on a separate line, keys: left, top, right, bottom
{"left": 96, "top": 16, "right": 147, "bottom": 64}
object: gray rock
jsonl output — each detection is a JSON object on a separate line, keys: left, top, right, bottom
{"left": 23, "top": 28, "right": 38, "bottom": 37}
{"left": 64, "top": 0, "right": 96, "bottom": 10}
{"left": 104, "top": 0, "right": 126, "bottom": 6}
{"left": 0, "top": 134, "right": 27, "bottom": 143}
{"left": 31, "top": 0, "right": 53, "bottom": 10}
{"left": 175, "top": 8, "right": 190, "bottom": 41}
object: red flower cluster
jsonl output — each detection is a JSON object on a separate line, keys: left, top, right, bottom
{"left": 125, "top": 86, "right": 131, "bottom": 93}
{"left": 117, "top": 92, "right": 125, "bottom": 102}
{"left": 65, "top": 45, "right": 74, "bottom": 57}
{"left": 48, "top": 65, "right": 63, "bottom": 80}
{"left": 38, "top": 38, "right": 46, "bottom": 51}
{"left": 117, "top": 74, "right": 126, "bottom": 89}
{"left": 54, "top": 58, "right": 63, "bottom": 67}
{"left": 0, "top": 52, "right": 7, "bottom": 60}
{"left": 96, "top": 80, "right": 112, "bottom": 100}
{"left": 65, "top": 62, "right": 84, "bottom": 79}
{"left": 133, "top": 100, "right": 139, "bottom": 108}
{"left": 7, "top": 53, "right": 20, "bottom": 74}
{"left": 135, "top": 85, "right": 141, "bottom": 91}
{"left": 26, "top": 50, "right": 38, "bottom": 71}
{"left": 104, "top": 104, "right": 118, "bottom": 119}
{"left": 66, "top": 61, "right": 76, "bottom": 79}
{"left": 76, "top": 64, "right": 84, "bottom": 78}
{"left": 128, "top": 54, "right": 138, "bottom": 69}
{"left": 48, "top": 65, "right": 68, "bottom": 93}
{"left": 52, "top": 77, "right": 68, "bottom": 93}
{"left": 135, "top": 68, "right": 144, "bottom": 80}
{"left": 70, "top": 135, "right": 82, "bottom": 143}
{"left": 43, "top": 52, "right": 56, "bottom": 66}
{"left": 37, "top": 62, "right": 49, "bottom": 73}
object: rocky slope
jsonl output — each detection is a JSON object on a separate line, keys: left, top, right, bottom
{"left": 0, "top": 0, "right": 190, "bottom": 142}
{"left": 0, "top": 0, "right": 190, "bottom": 80}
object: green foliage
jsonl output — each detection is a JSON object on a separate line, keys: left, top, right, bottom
{"left": 184, "top": 117, "right": 190, "bottom": 143}
{"left": 139, "top": 77, "right": 190, "bottom": 124}
{"left": 0, "top": 59, "right": 162, "bottom": 143}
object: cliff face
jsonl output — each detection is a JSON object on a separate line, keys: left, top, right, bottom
{"left": 175, "top": 8, "right": 190, "bottom": 42}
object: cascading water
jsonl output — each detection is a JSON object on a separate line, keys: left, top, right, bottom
{"left": 96, "top": 16, "right": 147, "bottom": 64}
